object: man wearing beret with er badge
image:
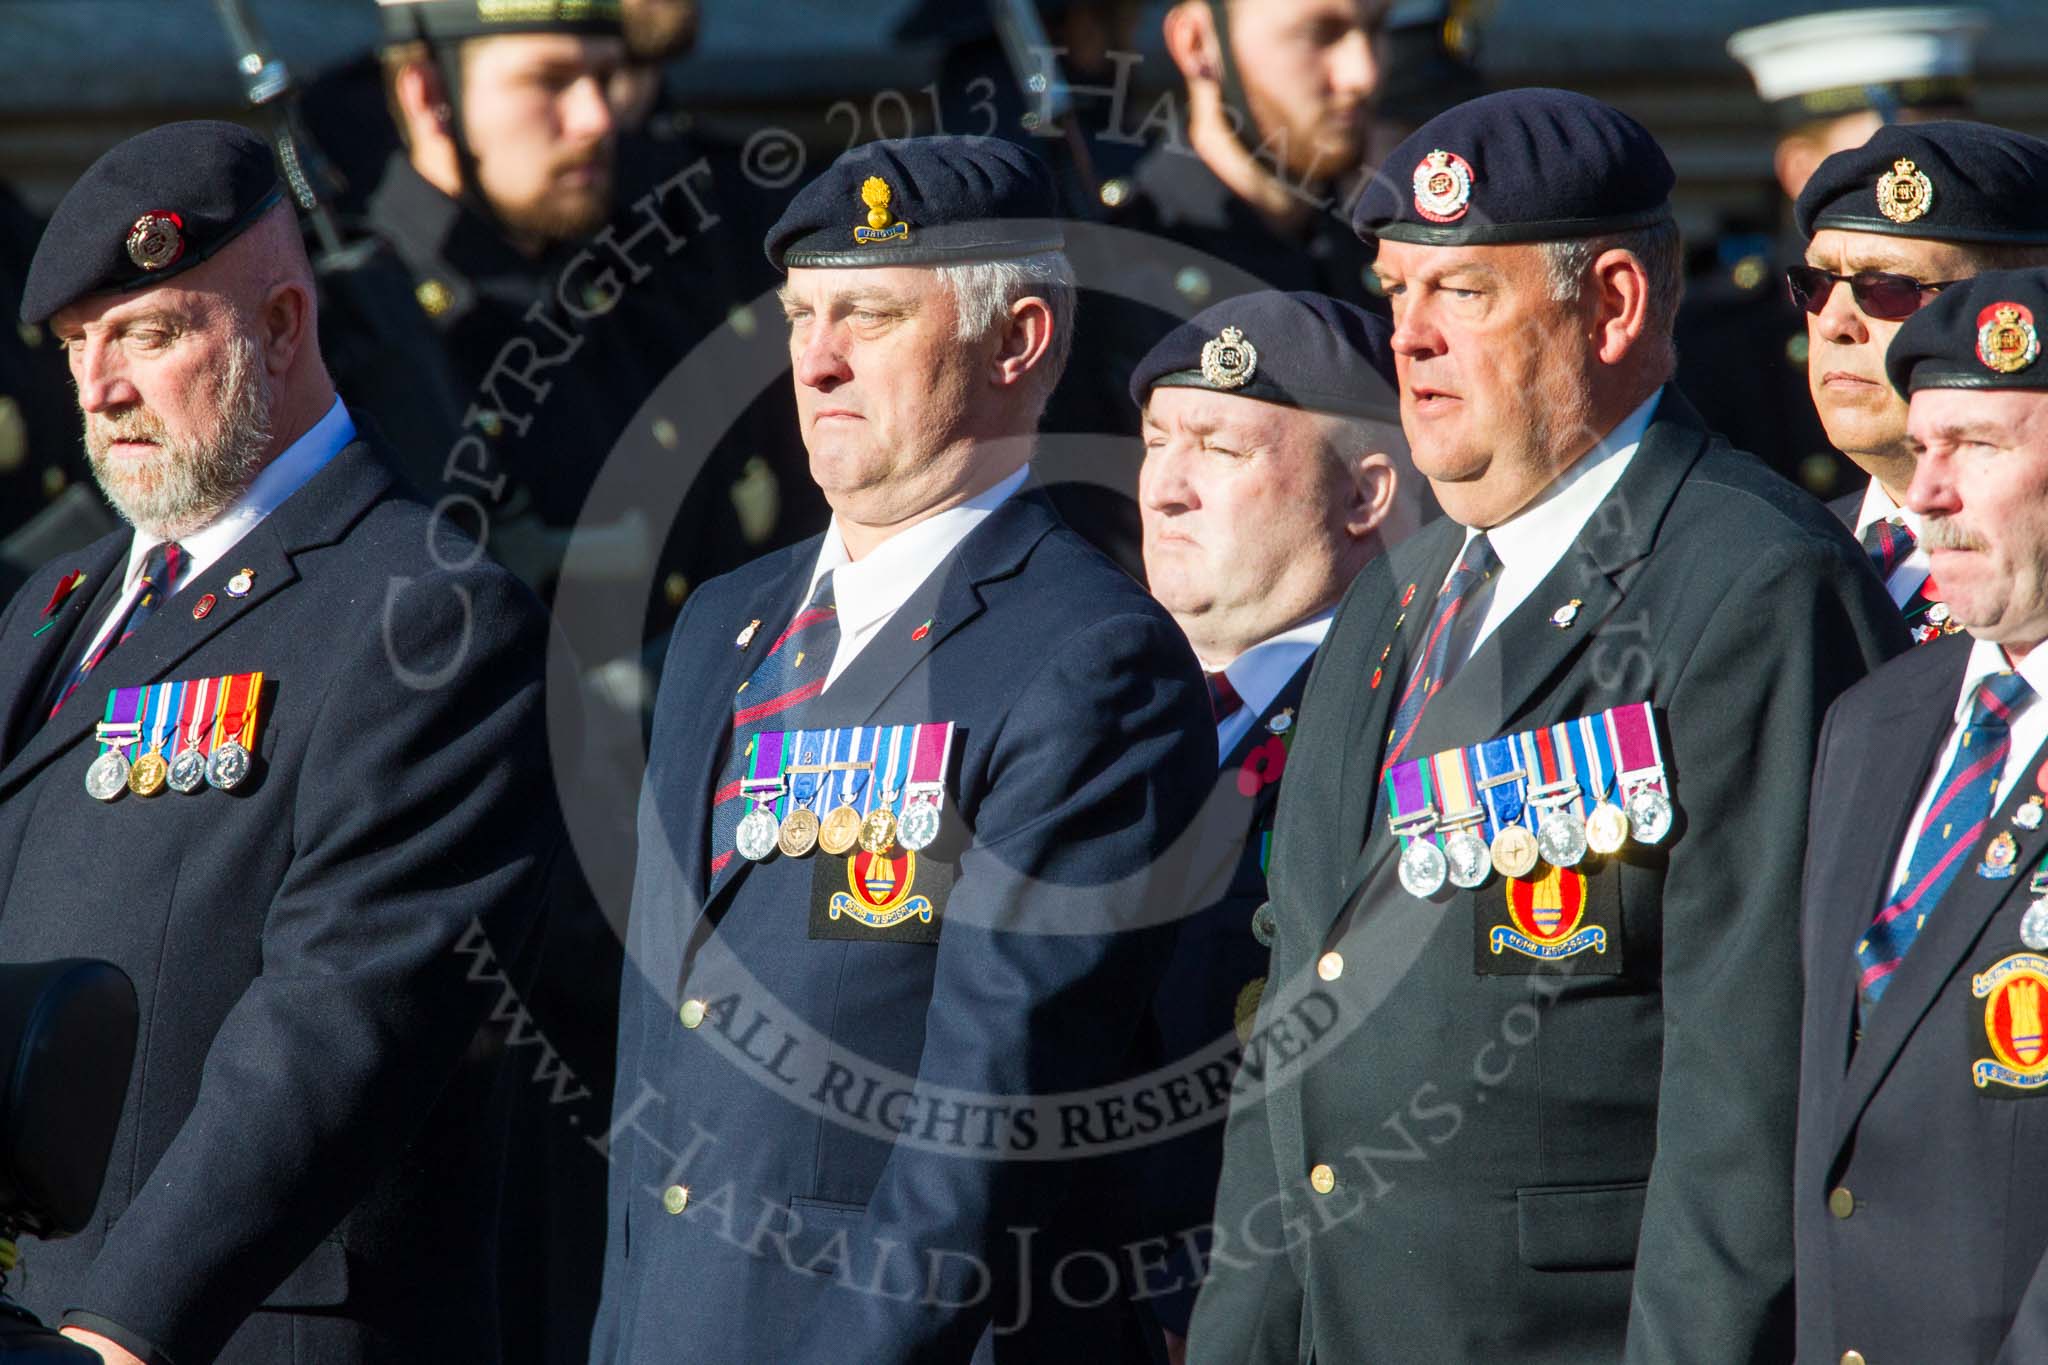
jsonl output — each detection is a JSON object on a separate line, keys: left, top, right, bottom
{"left": 1790, "top": 120, "right": 2048, "bottom": 645}
{"left": 590, "top": 135, "right": 1214, "bottom": 1363}
{"left": 0, "top": 122, "right": 561, "bottom": 1364}
{"left": 1798, "top": 267, "right": 2048, "bottom": 1365}
{"left": 1188, "top": 88, "right": 1906, "bottom": 1363}
{"left": 1126, "top": 289, "right": 1424, "bottom": 1359}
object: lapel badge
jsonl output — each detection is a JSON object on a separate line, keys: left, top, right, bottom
{"left": 1550, "top": 599, "right": 1583, "bottom": 629}
{"left": 225, "top": 568, "right": 255, "bottom": 598}
{"left": 1267, "top": 708, "right": 1294, "bottom": 735}
{"left": 1200, "top": 326, "right": 1258, "bottom": 389}
{"left": 125, "top": 210, "right": 187, "bottom": 271}
{"left": 1400, "top": 582, "right": 1417, "bottom": 607}
{"left": 1982, "top": 829, "right": 2021, "bottom": 880}
{"left": 2018, "top": 797, "right": 2045, "bottom": 832}
{"left": 1971, "top": 953, "right": 2048, "bottom": 1091}
{"left": 2023, "top": 888, "right": 2048, "bottom": 952}
{"left": 1413, "top": 148, "right": 1476, "bottom": 224}
{"left": 192, "top": 593, "right": 217, "bottom": 621}
{"left": 854, "top": 177, "right": 910, "bottom": 246}
{"left": 1876, "top": 158, "right": 1934, "bottom": 226}
{"left": 33, "top": 569, "right": 87, "bottom": 636}
{"left": 1371, "top": 668, "right": 1384, "bottom": 690}
{"left": 1977, "top": 302, "right": 2040, "bottom": 375}
{"left": 911, "top": 618, "right": 933, "bottom": 642}
{"left": 736, "top": 618, "right": 761, "bottom": 650}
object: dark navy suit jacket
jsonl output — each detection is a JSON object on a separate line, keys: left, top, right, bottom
{"left": 1798, "top": 634, "right": 2048, "bottom": 1363}
{"left": 0, "top": 440, "right": 559, "bottom": 1365}
{"left": 591, "top": 489, "right": 1214, "bottom": 1362}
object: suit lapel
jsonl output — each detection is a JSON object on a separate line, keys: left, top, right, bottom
{"left": 1830, "top": 650, "right": 2031, "bottom": 1152}
{"left": 0, "top": 441, "right": 394, "bottom": 799}
{"left": 0, "top": 534, "right": 128, "bottom": 763}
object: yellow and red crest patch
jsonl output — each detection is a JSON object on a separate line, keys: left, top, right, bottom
{"left": 828, "top": 847, "right": 933, "bottom": 930}
{"left": 1974, "top": 953, "right": 2048, "bottom": 1092}
{"left": 1489, "top": 864, "right": 1607, "bottom": 961}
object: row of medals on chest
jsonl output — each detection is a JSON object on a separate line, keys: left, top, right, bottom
{"left": 86, "top": 727, "right": 251, "bottom": 800}
{"left": 735, "top": 759, "right": 944, "bottom": 863}
{"left": 1395, "top": 771, "right": 1673, "bottom": 899}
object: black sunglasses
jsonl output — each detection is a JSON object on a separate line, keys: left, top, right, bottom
{"left": 1786, "top": 265, "right": 1964, "bottom": 322}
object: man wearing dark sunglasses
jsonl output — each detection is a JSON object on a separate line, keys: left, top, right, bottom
{"left": 1791, "top": 122, "right": 2048, "bottom": 641}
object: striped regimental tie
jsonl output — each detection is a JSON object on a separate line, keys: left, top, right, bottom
{"left": 1383, "top": 533, "right": 1500, "bottom": 772}
{"left": 48, "top": 541, "right": 185, "bottom": 720}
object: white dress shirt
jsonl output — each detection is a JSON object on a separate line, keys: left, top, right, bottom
{"left": 1441, "top": 388, "right": 1663, "bottom": 672}
{"left": 79, "top": 398, "right": 355, "bottom": 664}
{"left": 1885, "top": 637, "right": 2048, "bottom": 898}
{"left": 802, "top": 465, "right": 1030, "bottom": 687}
{"left": 1212, "top": 612, "right": 1333, "bottom": 761}
{"left": 1853, "top": 479, "right": 1933, "bottom": 608}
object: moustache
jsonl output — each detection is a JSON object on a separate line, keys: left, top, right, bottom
{"left": 1923, "top": 517, "right": 1988, "bottom": 553}
{"left": 87, "top": 407, "right": 169, "bottom": 449}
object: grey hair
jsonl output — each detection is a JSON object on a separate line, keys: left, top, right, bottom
{"left": 933, "top": 252, "right": 1077, "bottom": 416}
{"left": 1538, "top": 219, "right": 1684, "bottom": 380}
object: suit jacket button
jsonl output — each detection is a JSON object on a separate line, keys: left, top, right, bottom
{"left": 1317, "top": 952, "right": 1344, "bottom": 981}
{"left": 679, "top": 999, "right": 707, "bottom": 1029}
{"left": 1840, "top": 1352, "right": 1866, "bottom": 1365}
{"left": 663, "top": 1185, "right": 690, "bottom": 1215}
{"left": 1309, "top": 1164, "right": 1336, "bottom": 1195}
{"left": 1828, "top": 1187, "right": 1855, "bottom": 1219}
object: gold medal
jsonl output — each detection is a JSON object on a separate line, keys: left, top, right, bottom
{"left": 128, "top": 750, "right": 169, "bottom": 797}
{"left": 1585, "top": 802, "right": 1630, "bottom": 856}
{"left": 859, "top": 806, "right": 898, "bottom": 854}
{"left": 819, "top": 805, "right": 862, "bottom": 855}
{"left": 1490, "top": 825, "right": 1540, "bottom": 880}
{"left": 779, "top": 806, "right": 821, "bottom": 858}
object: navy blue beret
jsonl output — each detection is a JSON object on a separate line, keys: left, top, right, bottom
{"left": 1886, "top": 268, "right": 2048, "bottom": 395}
{"left": 1796, "top": 121, "right": 2048, "bottom": 245}
{"left": 1353, "top": 88, "right": 1673, "bottom": 250}
{"left": 765, "top": 136, "right": 1063, "bottom": 271}
{"left": 377, "top": 0, "right": 622, "bottom": 43}
{"left": 1130, "top": 290, "right": 1398, "bottom": 422}
{"left": 21, "top": 121, "right": 284, "bottom": 325}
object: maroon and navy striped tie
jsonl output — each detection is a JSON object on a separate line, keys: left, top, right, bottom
{"left": 706, "top": 575, "right": 839, "bottom": 882}
{"left": 48, "top": 541, "right": 184, "bottom": 720}
{"left": 1206, "top": 671, "right": 1243, "bottom": 724}
{"left": 1383, "top": 533, "right": 1499, "bottom": 771}
{"left": 1860, "top": 516, "right": 1917, "bottom": 583}
{"left": 1859, "top": 669, "right": 2035, "bottom": 1008}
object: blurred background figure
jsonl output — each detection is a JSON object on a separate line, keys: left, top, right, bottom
{"left": 1678, "top": 3, "right": 1987, "bottom": 500}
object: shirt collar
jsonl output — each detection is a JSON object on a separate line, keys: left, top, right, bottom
{"left": 1854, "top": 478, "right": 1924, "bottom": 541}
{"left": 1474, "top": 388, "right": 1662, "bottom": 571}
{"left": 1955, "top": 636, "right": 2048, "bottom": 724}
{"left": 125, "top": 397, "right": 356, "bottom": 586}
{"left": 805, "top": 465, "right": 1031, "bottom": 636}
{"left": 1221, "top": 611, "right": 1334, "bottom": 721}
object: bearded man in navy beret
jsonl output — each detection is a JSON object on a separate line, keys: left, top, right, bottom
{"left": 1188, "top": 88, "right": 1906, "bottom": 1363}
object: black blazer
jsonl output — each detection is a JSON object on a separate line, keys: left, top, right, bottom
{"left": 1187, "top": 393, "right": 1907, "bottom": 1364}
{"left": 591, "top": 491, "right": 1215, "bottom": 1362}
{"left": 1797, "top": 634, "right": 2048, "bottom": 1363}
{"left": 0, "top": 439, "right": 560, "bottom": 1365}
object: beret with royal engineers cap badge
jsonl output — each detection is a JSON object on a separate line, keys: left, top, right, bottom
{"left": 1130, "top": 290, "right": 1399, "bottom": 423}
{"left": 1795, "top": 120, "right": 2048, "bottom": 245}
{"left": 765, "top": 135, "right": 1064, "bottom": 272}
{"left": 21, "top": 120, "right": 285, "bottom": 326}
{"left": 1352, "top": 88, "right": 1674, "bottom": 253}
{"left": 1886, "top": 268, "right": 2048, "bottom": 395}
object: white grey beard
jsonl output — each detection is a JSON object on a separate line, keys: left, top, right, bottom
{"left": 86, "top": 331, "right": 272, "bottom": 540}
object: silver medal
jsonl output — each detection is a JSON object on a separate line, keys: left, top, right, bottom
{"left": 85, "top": 749, "right": 132, "bottom": 802}
{"left": 897, "top": 801, "right": 942, "bottom": 852}
{"left": 1443, "top": 827, "right": 1492, "bottom": 889}
{"left": 206, "top": 740, "right": 252, "bottom": 791}
{"left": 735, "top": 805, "right": 780, "bottom": 861}
{"left": 167, "top": 749, "right": 209, "bottom": 794}
{"left": 1250, "top": 901, "right": 1277, "bottom": 947}
{"left": 1536, "top": 807, "right": 1588, "bottom": 868}
{"left": 1398, "top": 838, "right": 1449, "bottom": 899}
{"left": 1625, "top": 786, "right": 1674, "bottom": 844}
{"left": 2025, "top": 899, "right": 2048, "bottom": 952}
{"left": 2019, "top": 802, "right": 2045, "bottom": 832}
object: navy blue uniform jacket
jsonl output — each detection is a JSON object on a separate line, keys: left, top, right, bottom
{"left": 591, "top": 489, "right": 1215, "bottom": 1362}
{"left": 0, "top": 440, "right": 559, "bottom": 1364}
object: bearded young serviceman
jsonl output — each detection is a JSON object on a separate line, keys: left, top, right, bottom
{"left": 0, "top": 121, "right": 560, "bottom": 1365}
{"left": 1187, "top": 88, "right": 1906, "bottom": 1364}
